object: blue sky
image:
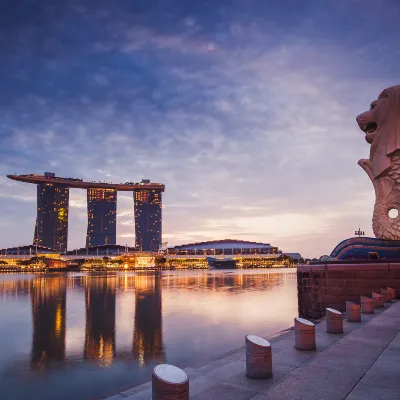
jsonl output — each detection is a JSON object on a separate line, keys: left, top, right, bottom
{"left": 1, "top": 0, "right": 400, "bottom": 258}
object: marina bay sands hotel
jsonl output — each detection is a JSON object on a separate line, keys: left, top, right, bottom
{"left": 7, "top": 172, "right": 165, "bottom": 253}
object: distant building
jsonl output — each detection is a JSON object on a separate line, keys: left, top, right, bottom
{"left": 167, "top": 239, "right": 281, "bottom": 256}
{"left": 134, "top": 181, "right": 162, "bottom": 252}
{"left": 0, "top": 245, "right": 59, "bottom": 255}
{"left": 282, "top": 253, "right": 303, "bottom": 262}
{"left": 7, "top": 172, "right": 165, "bottom": 252}
{"left": 86, "top": 188, "right": 117, "bottom": 247}
{"left": 66, "top": 244, "right": 138, "bottom": 256}
{"left": 34, "top": 181, "right": 69, "bottom": 252}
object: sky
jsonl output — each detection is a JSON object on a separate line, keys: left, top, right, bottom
{"left": 0, "top": 0, "right": 400, "bottom": 258}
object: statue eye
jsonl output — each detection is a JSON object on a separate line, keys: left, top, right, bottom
{"left": 370, "top": 103, "right": 376, "bottom": 110}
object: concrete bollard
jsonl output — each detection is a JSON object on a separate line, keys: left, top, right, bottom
{"left": 295, "top": 317, "right": 316, "bottom": 351}
{"left": 387, "top": 287, "right": 396, "bottom": 300}
{"left": 381, "top": 288, "right": 392, "bottom": 303}
{"left": 326, "top": 308, "right": 343, "bottom": 334}
{"left": 361, "top": 296, "right": 375, "bottom": 314}
{"left": 152, "top": 364, "right": 189, "bottom": 400}
{"left": 346, "top": 301, "right": 361, "bottom": 322}
{"left": 372, "top": 292, "right": 384, "bottom": 308}
{"left": 245, "top": 335, "right": 272, "bottom": 379}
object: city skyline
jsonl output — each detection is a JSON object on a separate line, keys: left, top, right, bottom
{"left": 1, "top": 1, "right": 400, "bottom": 258}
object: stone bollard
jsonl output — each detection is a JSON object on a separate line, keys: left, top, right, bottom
{"left": 372, "top": 292, "right": 384, "bottom": 308}
{"left": 326, "top": 308, "right": 343, "bottom": 334}
{"left": 295, "top": 317, "right": 316, "bottom": 351}
{"left": 245, "top": 335, "right": 272, "bottom": 379}
{"left": 381, "top": 288, "right": 392, "bottom": 303}
{"left": 346, "top": 301, "right": 361, "bottom": 322}
{"left": 387, "top": 287, "right": 396, "bottom": 300}
{"left": 152, "top": 364, "right": 189, "bottom": 400}
{"left": 361, "top": 296, "right": 374, "bottom": 314}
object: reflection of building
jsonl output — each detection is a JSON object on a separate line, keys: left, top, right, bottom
{"left": 34, "top": 176, "right": 69, "bottom": 252}
{"left": 84, "top": 276, "right": 116, "bottom": 366}
{"left": 86, "top": 188, "right": 117, "bottom": 247}
{"left": 30, "top": 276, "right": 67, "bottom": 370}
{"left": 134, "top": 181, "right": 163, "bottom": 252}
{"left": 133, "top": 274, "right": 164, "bottom": 366}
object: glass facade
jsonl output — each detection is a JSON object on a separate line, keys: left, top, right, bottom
{"left": 34, "top": 183, "right": 69, "bottom": 252}
{"left": 86, "top": 188, "right": 117, "bottom": 247}
{"left": 134, "top": 189, "right": 162, "bottom": 252}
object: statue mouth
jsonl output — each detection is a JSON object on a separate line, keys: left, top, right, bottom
{"left": 361, "top": 122, "right": 378, "bottom": 143}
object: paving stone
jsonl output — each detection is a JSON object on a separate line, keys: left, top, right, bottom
{"left": 191, "top": 383, "right": 256, "bottom": 400}
{"left": 120, "top": 382, "right": 151, "bottom": 397}
{"left": 345, "top": 383, "right": 400, "bottom": 400}
{"left": 223, "top": 362, "right": 294, "bottom": 393}
{"left": 202, "top": 359, "right": 245, "bottom": 381}
{"left": 271, "top": 339, "right": 316, "bottom": 367}
{"left": 257, "top": 365, "right": 362, "bottom": 400}
{"left": 307, "top": 343, "right": 377, "bottom": 374}
{"left": 357, "top": 356, "right": 400, "bottom": 388}
{"left": 104, "top": 395, "right": 126, "bottom": 400}
{"left": 123, "top": 387, "right": 151, "bottom": 400}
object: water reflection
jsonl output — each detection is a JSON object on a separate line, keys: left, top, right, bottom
{"left": 0, "top": 270, "right": 297, "bottom": 400}
{"left": 31, "top": 276, "right": 66, "bottom": 370}
{"left": 133, "top": 274, "right": 164, "bottom": 366}
{"left": 84, "top": 275, "right": 116, "bottom": 366}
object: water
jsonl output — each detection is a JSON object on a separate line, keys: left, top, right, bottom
{"left": 0, "top": 269, "right": 297, "bottom": 399}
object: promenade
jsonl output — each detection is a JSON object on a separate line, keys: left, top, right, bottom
{"left": 105, "top": 300, "right": 400, "bottom": 400}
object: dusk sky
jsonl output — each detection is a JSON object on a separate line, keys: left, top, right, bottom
{"left": 1, "top": 0, "right": 400, "bottom": 258}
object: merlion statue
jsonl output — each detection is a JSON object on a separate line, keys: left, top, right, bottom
{"left": 357, "top": 85, "right": 400, "bottom": 240}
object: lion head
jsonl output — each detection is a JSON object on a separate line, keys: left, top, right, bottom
{"left": 356, "top": 85, "right": 400, "bottom": 178}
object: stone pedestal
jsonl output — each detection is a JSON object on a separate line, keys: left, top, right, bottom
{"left": 295, "top": 317, "right": 316, "bottom": 350}
{"left": 361, "top": 296, "right": 375, "bottom": 314}
{"left": 387, "top": 287, "right": 396, "bottom": 300}
{"left": 372, "top": 292, "right": 384, "bottom": 308}
{"left": 346, "top": 301, "right": 361, "bottom": 322}
{"left": 381, "top": 288, "right": 392, "bottom": 303}
{"left": 245, "top": 335, "right": 272, "bottom": 379}
{"left": 326, "top": 308, "right": 343, "bottom": 333}
{"left": 152, "top": 364, "right": 189, "bottom": 400}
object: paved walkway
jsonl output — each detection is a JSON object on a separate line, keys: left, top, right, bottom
{"left": 105, "top": 301, "right": 400, "bottom": 400}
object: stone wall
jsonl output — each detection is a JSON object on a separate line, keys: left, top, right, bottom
{"left": 297, "top": 262, "right": 400, "bottom": 319}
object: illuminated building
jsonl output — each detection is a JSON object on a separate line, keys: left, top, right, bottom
{"left": 133, "top": 274, "right": 164, "bottom": 365}
{"left": 7, "top": 173, "right": 165, "bottom": 251}
{"left": 34, "top": 178, "right": 69, "bottom": 252}
{"left": 167, "top": 239, "right": 280, "bottom": 256}
{"left": 134, "top": 180, "right": 162, "bottom": 252}
{"left": 84, "top": 276, "right": 116, "bottom": 366}
{"left": 86, "top": 188, "right": 117, "bottom": 247}
{"left": 30, "top": 276, "right": 67, "bottom": 370}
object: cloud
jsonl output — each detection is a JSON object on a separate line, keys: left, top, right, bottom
{"left": 0, "top": 1, "right": 399, "bottom": 257}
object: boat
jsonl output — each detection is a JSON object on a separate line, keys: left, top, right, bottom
{"left": 206, "top": 257, "right": 237, "bottom": 269}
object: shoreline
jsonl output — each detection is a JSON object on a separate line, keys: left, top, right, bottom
{"left": 104, "top": 301, "right": 400, "bottom": 400}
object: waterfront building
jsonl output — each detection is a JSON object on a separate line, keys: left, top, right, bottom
{"left": 167, "top": 239, "right": 280, "bottom": 256}
{"left": 7, "top": 173, "right": 165, "bottom": 251}
{"left": 86, "top": 188, "right": 117, "bottom": 247}
{"left": 34, "top": 176, "right": 69, "bottom": 252}
{"left": 134, "top": 181, "right": 162, "bottom": 252}
{"left": 0, "top": 245, "right": 59, "bottom": 256}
